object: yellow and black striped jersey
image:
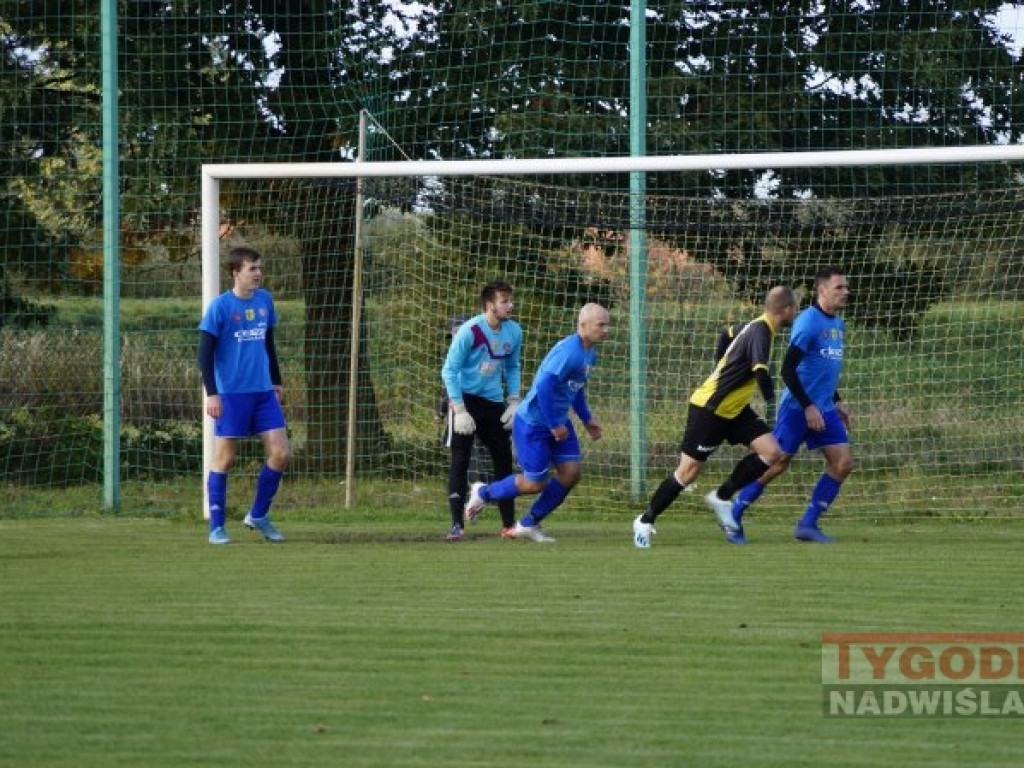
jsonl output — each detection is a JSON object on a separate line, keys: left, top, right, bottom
{"left": 690, "top": 313, "right": 776, "bottom": 418}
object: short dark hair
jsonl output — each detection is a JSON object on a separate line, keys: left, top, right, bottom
{"left": 480, "top": 280, "right": 513, "bottom": 308}
{"left": 228, "top": 246, "right": 262, "bottom": 276}
{"left": 814, "top": 266, "right": 845, "bottom": 290}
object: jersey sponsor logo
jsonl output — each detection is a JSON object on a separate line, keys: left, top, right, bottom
{"left": 233, "top": 327, "right": 267, "bottom": 343}
{"left": 478, "top": 360, "right": 499, "bottom": 376}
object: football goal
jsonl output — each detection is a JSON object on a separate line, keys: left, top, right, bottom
{"left": 201, "top": 144, "right": 1024, "bottom": 519}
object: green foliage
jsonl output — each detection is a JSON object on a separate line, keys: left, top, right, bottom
{"left": 0, "top": 292, "right": 55, "bottom": 329}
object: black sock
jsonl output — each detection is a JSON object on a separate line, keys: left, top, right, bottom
{"left": 717, "top": 454, "right": 770, "bottom": 500}
{"left": 641, "top": 474, "right": 687, "bottom": 523}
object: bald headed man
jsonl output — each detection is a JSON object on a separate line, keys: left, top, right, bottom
{"left": 634, "top": 286, "right": 799, "bottom": 547}
{"left": 464, "top": 303, "right": 611, "bottom": 542}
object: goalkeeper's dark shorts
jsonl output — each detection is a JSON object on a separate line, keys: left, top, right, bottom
{"left": 679, "top": 403, "right": 769, "bottom": 462}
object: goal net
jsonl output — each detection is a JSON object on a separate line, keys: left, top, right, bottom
{"left": 197, "top": 146, "right": 1024, "bottom": 521}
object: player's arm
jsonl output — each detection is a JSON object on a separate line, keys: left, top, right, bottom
{"left": 440, "top": 329, "right": 470, "bottom": 403}
{"left": 713, "top": 325, "right": 736, "bottom": 364}
{"left": 198, "top": 331, "right": 218, "bottom": 396}
{"left": 572, "top": 388, "right": 602, "bottom": 440}
{"left": 500, "top": 333, "right": 524, "bottom": 428}
{"left": 571, "top": 387, "right": 592, "bottom": 426}
{"left": 780, "top": 344, "right": 813, "bottom": 408}
{"left": 533, "top": 372, "right": 563, "bottom": 430}
{"left": 754, "top": 367, "right": 775, "bottom": 404}
{"left": 748, "top": 323, "right": 774, "bottom": 403}
{"left": 265, "top": 327, "right": 283, "bottom": 389}
{"left": 504, "top": 329, "right": 523, "bottom": 398}
{"left": 441, "top": 329, "right": 475, "bottom": 434}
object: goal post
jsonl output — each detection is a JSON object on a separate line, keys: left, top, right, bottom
{"left": 200, "top": 144, "right": 1024, "bottom": 519}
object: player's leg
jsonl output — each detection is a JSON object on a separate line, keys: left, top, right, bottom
{"left": 465, "top": 417, "right": 548, "bottom": 519}
{"left": 729, "top": 405, "right": 805, "bottom": 527}
{"left": 795, "top": 410, "right": 853, "bottom": 543}
{"left": 207, "top": 436, "right": 238, "bottom": 543}
{"left": 446, "top": 428, "right": 475, "bottom": 531}
{"left": 245, "top": 392, "right": 289, "bottom": 542}
{"left": 703, "top": 408, "right": 777, "bottom": 539}
{"left": 473, "top": 401, "right": 518, "bottom": 530}
{"left": 207, "top": 393, "right": 249, "bottom": 544}
{"left": 639, "top": 405, "right": 716, "bottom": 527}
{"left": 516, "top": 425, "right": 582, "bottom": 533}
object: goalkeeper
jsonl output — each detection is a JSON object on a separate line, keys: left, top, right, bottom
{"left": 440, "top": 280, "right": 523, "bottom": 541}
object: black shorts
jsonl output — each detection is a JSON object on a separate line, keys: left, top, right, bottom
{"left": 679, "top": 403, "right": 769, "bottom": 462}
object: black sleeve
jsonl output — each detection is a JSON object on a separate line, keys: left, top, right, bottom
{"left": 714, "top": 322, "right": 744, "bottom": 363}
{"left": 198, "top": 331, "right": 218, "bottom": 395}
{"left": 266, "top": 327, "right": 283, "bottom": 387}
{"left": 754, "top": 367, "right": 775, "bottom": 404}
{"left": 781, "top": 343, "right": 813, "bottom": 408}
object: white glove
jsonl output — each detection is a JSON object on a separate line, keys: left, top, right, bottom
{"left": 452, "top": 402, "right": 476, "bottom": 435}
{"left": 500, "top": 396, "right": 521, "bottom": 430}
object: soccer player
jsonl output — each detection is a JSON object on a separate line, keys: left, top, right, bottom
{"left": 198, "top": 246, "right": 291, "bottom": 545}
{"left": 440, "top": 281, "right": 523, "bottom": 541}
{"left": 724, "top": 267, "right": 854, "bottom": 543}
{"left": 632, "top": 286, "right": 799, "bottom": 548}
{"left": 463, "top": 303, "right": 611, "bottom": 542}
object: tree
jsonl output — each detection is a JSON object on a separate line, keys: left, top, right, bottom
{"left": 1, "top": 1, "right": 388, "bottom": 466}
{"left": 363, "top": 1, "right": 1023, "bottom": 197}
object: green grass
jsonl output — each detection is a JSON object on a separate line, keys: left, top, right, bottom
{"left": 2, "top": 515, "right": 1022, "bottom": 767}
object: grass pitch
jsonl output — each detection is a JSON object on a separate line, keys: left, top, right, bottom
{"left": 1, "top": 514, "right": 1021, "bottom": 767}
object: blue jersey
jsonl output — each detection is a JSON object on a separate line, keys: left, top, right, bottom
{"left": 198, "top": 289, "right": 277, "bottom": 394}
{"left": 441, "top": 314, "right": 523, "bottom": 404}
{"left": 519, "top": 333, "right": 596, "bottom": 429}
{"left": 778, "top": 304, "right": 845, "bottom": 414}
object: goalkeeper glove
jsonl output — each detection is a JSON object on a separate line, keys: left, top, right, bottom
{"left": 500, "top": 396, "right": 521, "bottom": 430}
{"left": 452, "top": 402, "right": 476, "bottom": 435}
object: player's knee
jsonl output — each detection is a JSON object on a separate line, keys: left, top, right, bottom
{"left": 555, "top": 464, "right": 582, "bottom": 488}
{"left": 267, "top": 442, "right": 291, "bottom": 469}
{"left": 517, "top": 476, "right": 547, "bottom": 495}
{"left": 833, "top": 455, "right": 855, "bottom": 479}
{"left": 761, "top": 446, "right": 785, "bottom": 467}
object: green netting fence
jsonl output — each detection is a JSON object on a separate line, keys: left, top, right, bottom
{"left": 1, "top": 1, "right": 1023, "bottom": 518}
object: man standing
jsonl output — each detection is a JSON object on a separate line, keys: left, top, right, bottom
{"left": 441, "top": 280, "right": 523, "bottom": 541}
{"left": 633, "top": 286, "right": 799, "bottom": 547}
{"left": 464, "top": 303, "right": 611, "bottom": 542}
{"left": 726, "top": 267, "right": 854, "bottom": 543}
{"left": 199, "top": 246, "right": 291, "bottom": 545}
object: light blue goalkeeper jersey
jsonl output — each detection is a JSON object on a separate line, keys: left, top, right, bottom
{"left": 441, "top": 313, "right": 523, "bottom": 404}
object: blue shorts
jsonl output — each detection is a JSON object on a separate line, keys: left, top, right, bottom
{"left": 512, "top": 416, "right": 582, "bottom": 483}
{"left": 215, "top": 391, "right": 286, "bottom": 438}
{"left": 773, "top": 405, "right": 849, "bottom": 454}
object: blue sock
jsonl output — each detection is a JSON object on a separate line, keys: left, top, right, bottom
{"left": 799, "top": 474, "right": 843, "bottom": 528}
{"left": 520, "top": 478, "right": 570, "bottom": 527}
{"left": 732, "top": 480, "right": 765, "bottom": 524}
{"left": 481, "top": 475, "right": 519, "bottom": 503}
{"left": 207, "top": 471, "right": 228, "bottom": 531}
{"left": 250, "top": 465, "right": 283, "bottom": 519}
